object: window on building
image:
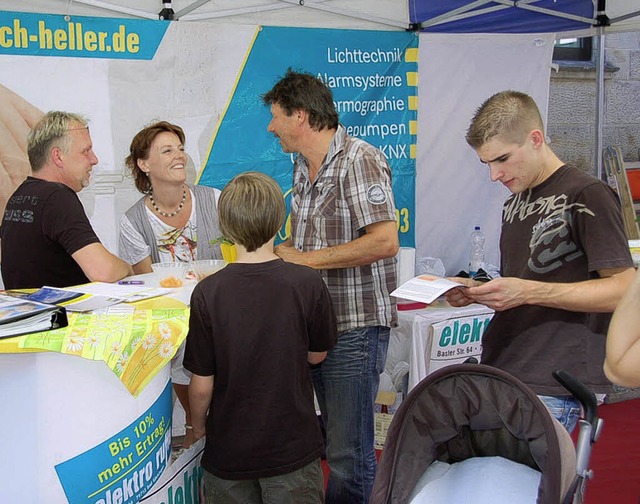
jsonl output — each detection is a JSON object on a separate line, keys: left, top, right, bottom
{"left": 553, "top": 37, "right": 593, "bottom": 61}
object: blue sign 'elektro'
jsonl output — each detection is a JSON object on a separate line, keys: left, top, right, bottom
{"left": 55, "top": 381, "right": 172, "bottom": 504}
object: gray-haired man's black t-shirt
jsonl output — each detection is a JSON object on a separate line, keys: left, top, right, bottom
{"left": 1, "top": 177, "right": 100, "bottom": 289}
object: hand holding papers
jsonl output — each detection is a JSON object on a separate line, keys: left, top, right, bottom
{"left": 391, "top": 274, "right": 467, "bottom": 305}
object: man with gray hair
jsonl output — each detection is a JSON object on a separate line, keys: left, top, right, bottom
{"left": 0, "top": 111, "right": 132, "bottom": 289}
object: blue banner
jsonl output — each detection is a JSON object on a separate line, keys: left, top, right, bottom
{"left": 55, "top": 381, "right": 173, "bottom": 504}
{"left": 199, "top": 26, "right": 418, "bottom": 246}
{"left": 0, "top": 10, "right": 168, "bottom": 59}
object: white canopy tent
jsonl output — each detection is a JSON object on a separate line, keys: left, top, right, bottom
{"left": 1, "top": 1, "right": 637, "bottom": 32}
{"left": 8, "top": 1, "right": 636, "bottom": 175}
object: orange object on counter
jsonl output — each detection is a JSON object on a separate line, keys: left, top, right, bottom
{"left": 159, "top": 276, "right": 184, "bottom": 288}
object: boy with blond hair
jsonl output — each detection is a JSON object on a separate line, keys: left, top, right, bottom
{"left": 184, "top": 171, "right": 337, "bottom": 503}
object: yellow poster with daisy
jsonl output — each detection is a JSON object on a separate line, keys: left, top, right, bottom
{"left": 0, "top": 306, "right": 189, "bottom": 396}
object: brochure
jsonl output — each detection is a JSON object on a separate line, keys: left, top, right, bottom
{"left": 390, "top": 274, "right": 467, "bottom": 305}
{"left": 10, "top": 283, "right": 174, "bottom": 315}
{"left": 65, "top": 282, "right": 173, "bottom": 303}
{"left": 0, "top": 293, "right": 68, "bottom": 339}
{"left": 23, "top": 286, "right": 84, "bottom": 304}
{"left": 23, "top": 286, "right": 123, "bottom": 313}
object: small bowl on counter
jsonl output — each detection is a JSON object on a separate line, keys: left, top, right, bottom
{"left": 190, "top": 259, "right": 228, "bottom": 281}
{"left": 151, "top": 262, "right": 189, "bottom": 288}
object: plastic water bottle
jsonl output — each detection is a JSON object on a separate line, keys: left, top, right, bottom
{"left": 469, "top": 226, "right": 485, "bottom": 277}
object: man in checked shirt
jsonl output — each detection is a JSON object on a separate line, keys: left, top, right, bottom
{"left": 263, "top": 69, "right": 399, "bottom": 504}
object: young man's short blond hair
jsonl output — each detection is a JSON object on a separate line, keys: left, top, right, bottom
{"left": 466, "top": 90, "right": 545, "bottom": 150}
{"left": 218, "top": 171, "right": 286, "bottom": 253}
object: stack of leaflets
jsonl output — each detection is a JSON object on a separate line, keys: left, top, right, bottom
{"left": 0, "top": 279, "right": 178, "bottom": 339}
{"left": 0, "top": 293, "right": 68, "bottom": 339}
{"left": 23, "top": 286, "right": 124, "bottom": 313}
{"left": 19, "top": 284, "right": 174, "bottom": 312}
{"left": 69, "top": 282, "right": 174, "bottom": 304}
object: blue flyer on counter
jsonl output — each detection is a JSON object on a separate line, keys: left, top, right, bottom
{"left": 25, "top": 286, "right": 84, "bottom": 304}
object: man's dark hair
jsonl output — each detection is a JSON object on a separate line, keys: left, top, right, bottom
{"left": 262, "top": 68, "right": 339, "bottom": 131}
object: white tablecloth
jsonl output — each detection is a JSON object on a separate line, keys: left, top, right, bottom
{"left": 385, "top": 301, "right": 494, "bottom": 393}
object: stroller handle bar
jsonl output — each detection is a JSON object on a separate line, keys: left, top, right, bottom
{"left": 552, "top": 370, "right": 597, "bottom": 424}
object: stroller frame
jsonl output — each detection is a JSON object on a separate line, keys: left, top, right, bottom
{"left": 371, "top": 363, "right": 602, "bottom": 504}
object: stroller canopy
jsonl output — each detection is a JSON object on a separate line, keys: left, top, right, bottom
{"left": 371, "top": 363, "right": 576, "bottom": 503}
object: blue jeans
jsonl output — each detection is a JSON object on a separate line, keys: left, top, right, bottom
{"left": 538, "top": 395, "right": 582, "bottom": 434}
{"left": 311, "top": 325, "right": 390, "bottom": 504}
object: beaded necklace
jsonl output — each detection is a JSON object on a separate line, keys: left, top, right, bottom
{"left": 148, "top": 187, "right": 187, "bottom": 218}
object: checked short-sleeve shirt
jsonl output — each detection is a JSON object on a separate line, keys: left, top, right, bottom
{"left": 290, "top": 125, "right": 398, "bottom": 332}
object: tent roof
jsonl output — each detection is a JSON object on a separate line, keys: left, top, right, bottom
{"left": 410, "top": 0, "right": 640, "bottom": 34}
{"left": 0, "top": 1, "right": 409, "bottom": 30}
{"left": 1, "top": 1, "right": 638, "bottom": 33}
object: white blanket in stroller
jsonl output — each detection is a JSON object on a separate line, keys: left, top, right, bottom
{"left": 408, "top": 456, "right": 542, "bottom": 503}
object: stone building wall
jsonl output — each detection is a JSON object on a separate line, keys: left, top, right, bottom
{"left": 547, "top": 31, "right": 640, "bottom": 174}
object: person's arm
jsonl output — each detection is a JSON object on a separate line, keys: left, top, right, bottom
{"left": 308, "top": 351, "right": 327, "bottom": 364}
{"left": 307, "top": 272, "right": 338, "bottom": 364}
{"left": 604, "top": 268, "right": 640, "bottom": 387}
{"left": 275, "top": 220, "right": 399, "bottom": 269}
{"left": 461, "top": 267, "right": 636, "bottom": 312}
{"left": 118, "top": 213, "right": 153, "bottom": 273}
{"left": 72, "top": 242, "right": 133, "bottom": 282}
{"left": 188, "top": 373, "right": 214, "bottom": 442}
{"left": 132, "top": 256, "right": 153, "bottom": 275}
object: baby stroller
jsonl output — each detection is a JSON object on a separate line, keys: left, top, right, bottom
{"left": 371, "top": 363, "right": 602, "bottom": 504}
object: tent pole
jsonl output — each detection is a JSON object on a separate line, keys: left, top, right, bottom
{"left": 595, "top": 26, "right": 605, "bottom": 180}
{"left": 608, "top": 9, "right": 640, "bottom": 24}
{"left": 70, "top": 0, "right": 158, "bottom": 20}
{"left": 181, "top": 5, "right": 290, "bottom": 21}
{"left": 175, "top": 0, "right": 213, "bottom": 20}
{"left": 274, "top": 0, "right": 409, "bottom": 30}
{"left": 184, "top": 0, "right": 409, "bottom": 29}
